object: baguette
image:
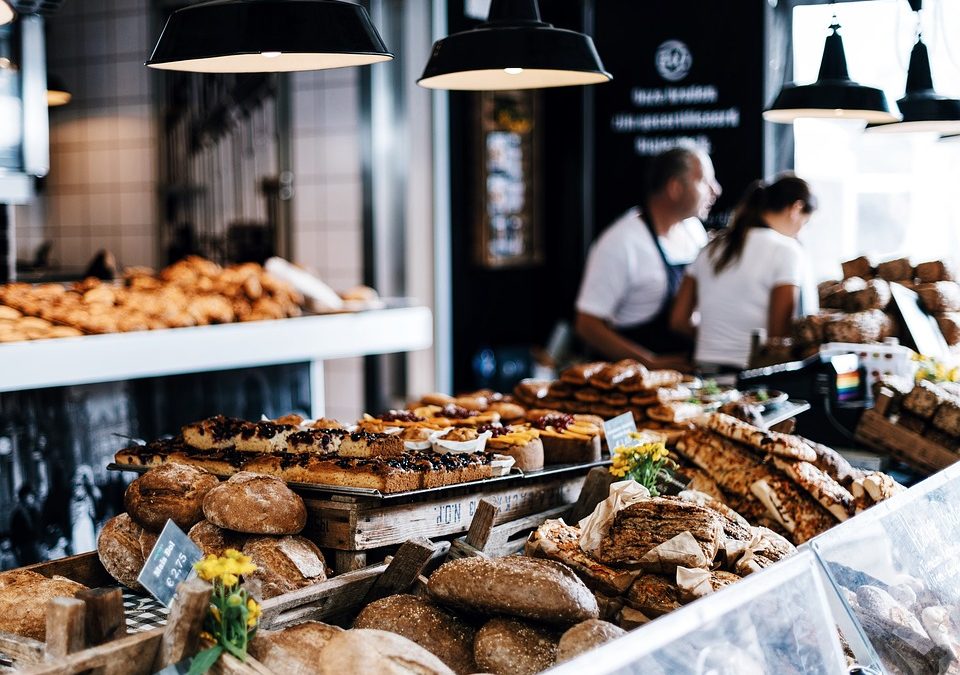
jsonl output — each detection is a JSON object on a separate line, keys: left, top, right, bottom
{"left": 705, "top": 413, "right": 817, "bottom": 462}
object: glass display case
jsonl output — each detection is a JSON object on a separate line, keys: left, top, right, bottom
{"left": 547, "top": 550, "right": 848, "bottom": 675}
{"left": 809, "top": 462, "right": 960, "bottom": 675}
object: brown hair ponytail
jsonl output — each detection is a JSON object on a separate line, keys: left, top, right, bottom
{"left": 708, "top": 173, "right": 816, "bottom": 275}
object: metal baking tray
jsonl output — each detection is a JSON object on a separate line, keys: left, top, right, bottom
{"left": 108, "top": 458, "right": 610, "bottom": 501}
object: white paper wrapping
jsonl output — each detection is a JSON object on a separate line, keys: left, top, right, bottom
{"left": 430, "top": 428, "right": 493, "bottom": 455}
{"left": 578, "top": 479, "right": 650, "bottom": 555}
{"left": 265, "top": 257, "right": 344, "bottom": 312}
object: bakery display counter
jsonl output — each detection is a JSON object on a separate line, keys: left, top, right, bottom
{"left": 809, "top": 459, "right": 960, "bottom": 674}
{"left": 547, "top": 550, "right": 848, "bottom": 674}
{"left": 0, "top": 305, "right": 432, "bottom": 414}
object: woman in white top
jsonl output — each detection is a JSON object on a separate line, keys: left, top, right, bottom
{"left": 670, "top": 174, "right": 817, "bottom": 370}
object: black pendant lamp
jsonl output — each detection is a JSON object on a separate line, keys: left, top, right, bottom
{"left": 47, "top": 74, "right": 72, "bottom": 107}
{"left": 418, "top": 0, "right": 611, "bottom": 91}
{"left": 764, "top": 21, "right": 898, "bottom": 124}
{"left": 0, "top": 1, "right": 14, "bottom": 26}
{"left": 866, "top": 37, "right": 960, "bottom": 134}
{"left": 146, "top": 0, "right": 392, "bottom": 74}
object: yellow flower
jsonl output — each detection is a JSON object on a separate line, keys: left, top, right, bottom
{"left": 246, "top": 598, "right": 261, "bottom": 628}
{"left": 224, "top": 549, "right": 243, "bottom": 560}
{"left": 210, "top": 605, "right": 222, "bottom": 623}
{"left": 222, "top": 573, "right": 239, "bottom": 588}
{"left": 195, "top": 555, "right": 226, "bottom": 582}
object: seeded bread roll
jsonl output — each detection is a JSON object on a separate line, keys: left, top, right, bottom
{"left": 428, "top": 556, "right": 599, "bottom": 624}
{"left": 203, "top": 471, "right": 306, "bottom": 534}
{"left": 556, "top": 619, "right": 626, "bottom": 662}
{"left": 317, "top": 628, "right": 455, "bottom": 675}
{"left": 0, "top": 570, "right": 88, "bottom": 640}
{"left": 124, "top": 462, "right": 219, "bottom": 532}
{"left": 354, "top": 594, "right": 477, "bottom": 674}
{"left": 474, "top": 618, "right": 558, "bottom": 675}
{"left": 97, "top": 513, "right": 148, "bottom": 589}
{"left": 188, "top": 520, "right": 245, "bottom": 557}
{"left": 242, "top": 535, "right": 327, "bottom": 600}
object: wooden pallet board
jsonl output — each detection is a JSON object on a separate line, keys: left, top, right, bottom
{"left": 856, "top": 409, "right": 959, "bottom": 474}
{"left": 303, "top": 473, "right": 586, "bottom": 550}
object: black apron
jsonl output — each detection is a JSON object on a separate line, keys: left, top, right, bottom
{"left": 618, "top": 214, "right": 694, "bottom": 355}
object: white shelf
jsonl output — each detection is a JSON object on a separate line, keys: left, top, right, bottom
{"left": 0, "top": 306, "right": 433, "bottom": 393}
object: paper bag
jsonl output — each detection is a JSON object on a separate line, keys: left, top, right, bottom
{"left": 676, "top": 566, "right": 714, "bottom": 602}
{"left": 639, "top": 531, "right": 709, "bottom": 574}
{"left": 579, "top": 479, "right": 650, "bottom": 555}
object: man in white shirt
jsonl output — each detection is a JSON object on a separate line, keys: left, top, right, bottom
{"left": 575, "top": 146, "right": 721, "bottom": 370}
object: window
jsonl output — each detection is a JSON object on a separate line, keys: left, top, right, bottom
{"left": 792, "top": 0, "right": 960, "bottom": 283}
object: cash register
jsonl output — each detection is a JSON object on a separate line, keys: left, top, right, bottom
{"left": 737, "top": 351, "right": 867, "bottom": 447}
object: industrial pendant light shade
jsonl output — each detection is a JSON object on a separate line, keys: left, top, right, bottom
{"left": 47, "top": 74, "right": 72, "bottom": 107}
{"left": 418, "top": 0, "right": 611, "bottom": 90}
{"left": 146, "top": 0, "right": 392, "bottom": 74}
{"left": 0, "top": 1, "right": 15, "bottom": 26}
{"left": 764, "top": 22, "right": 898, "bottom": 124}
{"left": 866, "top": 37, "right": 960, "bottom": 134}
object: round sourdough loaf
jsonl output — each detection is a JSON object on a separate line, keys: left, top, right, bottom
{"left": 188, "top": 520, "right": 245, "bottom": 557}
{"left": 428, "top": 557, "right": 599, "bottom": 624}
{"left": 317, "top": 629, "right": 455, "bottom": 675}
{"left": 0, "top": 570, "right": 88, "bottom": 640}
{"left": 98, "top": 512, "right": 149, "bottom": 589}
{"left": 203, "top": 472, "right": 306, "bottom": 534}
{"left": 556, "top": 619, "right": 626, "bottom": 662}
{"left": 474, "top": 617, "right": 558, "bottom": 675}
{"left": 124, "top": 462, "right": 219, "bottom": 531}
{"left": 242, "top": 535, "right": 327, "bottom": 599}
{"left": 249, "top": 621, "right": 344, "bottom": 675}
{"left": 354, "top": 594, "right": 477, "bottom": 674}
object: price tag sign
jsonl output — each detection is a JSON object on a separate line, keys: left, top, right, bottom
{"left": 138, "top": 520, "right": 203, "bottom": 607}
{"left": 603, "top": 412, "right": 638, "bottom": 453}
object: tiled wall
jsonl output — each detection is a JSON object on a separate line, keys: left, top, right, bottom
{"left": 17, "top": 1, "right": 368, "bottom": 422}
{"left": 18, "top": 0, "right": 158, "bottom": 270}
{"left": 288, "top": 68, "right": 367, "bottom": 422}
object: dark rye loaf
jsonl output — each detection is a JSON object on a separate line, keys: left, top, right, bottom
{"left": 427, "top": 556, "right": 599, "bottom": 624}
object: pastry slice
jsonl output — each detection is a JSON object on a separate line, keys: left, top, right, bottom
{"left": 528, "top": 412, "right": 602, "bottom": 464}
{"left": 771, "top": 458, "right": 855, "bottom": 521}
{"left": 168, "top": 449, "right": 247, "bottom": 477}
{"left": 114, "top": 438, "right": 183, "bottom": 467}
{"left": 560, "top": 362, "right": 607, "bottom": 386}
{"left": 182, "top": 416, "right": 298, "bottom": 453}
{"left": 705, "top": 413, "right": 817, "bottom": 462}
{"left": 483, "top": 424, "right": 544, "bottom": 471}
{"left": 588, "top": 360, "right": 640, "bottom": 391}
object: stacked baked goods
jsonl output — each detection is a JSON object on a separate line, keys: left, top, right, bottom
{"left": 792, "top": 256, "right": 960, "bottom": 357}
{"left": 674, "top": 413, "right": 903, "bottom": 545}
{"left": 513, "top": 359, "right": 712, "bottom": 440}
{"left": 115, "top": 413, "right": 516, "bottom": 494}
{"left": 871, "top": 376, "right": 960, "bottom": 454}
{"left": 0, "top": 570, "right": 88, "bottom": 640}
{"left": 250, "top": 556, "right": 622, "bottom": 675}
{"left": 98, "top": 463, "right": 327, "bottom": 600}
{"left": 0, "top": 255, "right": 304, "bottom": 343}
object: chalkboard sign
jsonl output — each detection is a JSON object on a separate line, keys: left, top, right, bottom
{"left": 138, "top": 520, "right": 203, "bottom": 607}
{"left": 592, "top": 1, "right": 765, "bottom": 233}
{"left": 603, "top": 411, "right": 638, "bottom": 453}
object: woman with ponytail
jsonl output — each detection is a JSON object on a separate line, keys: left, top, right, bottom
{"left": 670, "top": 174, "right": 817, "bottom": 371}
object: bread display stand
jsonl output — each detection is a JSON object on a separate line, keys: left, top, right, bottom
{"left": 545, "top": 550, "right": 848, "bottom": 674}
{"left": 856, "top": 390, "right": 959, "bottom": 473}
{"left": 447, "top": 467, "right": 613, "bottom": 560}
{"left": 808, "top": 460, "right": 960, "bottom": 674}
{"left": 0, "top": 578, "right": 269, "bottom": 675}
{"left": 0, "top": 305, "right": 432, "bottom": 416}
{"left": 258, "top": 537, "right": 448, "bottom": 630}
{"left": 302, "top": 462, "right": 601, "bottom": 573}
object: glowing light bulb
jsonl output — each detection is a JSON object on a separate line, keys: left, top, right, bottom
{"left": 262, "top": 51, "right": 282, "bottom": 59}
{"left": 504, "top": 67, "right": 523, "bottom": 75}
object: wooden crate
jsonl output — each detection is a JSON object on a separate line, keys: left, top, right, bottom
{"left": 304, "top": 471, "right": 589, "bottom": 573}
{"left": 856, "top": 409, "right": 959, "bottom": 474}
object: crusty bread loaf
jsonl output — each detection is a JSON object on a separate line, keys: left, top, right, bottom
{"left": 624, "top": 574, "right": 682, "bottom": 617}
{"left": 188, "top": 520, "right": 244, "bottom": 557}
{"left": 98, "top": 513, "right": 148, "bottom": 589}
{"left": 124, "top": 462, "right": 219, "bottom": 531}
{"left": 427, "top": 556, "right": 599, "bottom": 624}
{"left": 203, "top": 471, "right": 306, "bottom": 534}
{"left": 474, "top": 618, "right": 558, "bottom": 675}
{"left": 242, "top": 535, "right": 327, "bottom": 600}
{"left": 876, "top": 258, "right": 913, "bottom": 282}
{"left": 556, "top": 619, "right": 626, "bottom": 662}
{"left": 0, "top": 570, "right": 88, "bottom": 640}
{"left": 249, "top": 621, "right": 343, "bottom": 674}
{"left": 354, "top": 594, "right": 477, "bottom": 674}
{"left": 317, "top": 628, "right": 455, "bottom": 675}
{"left": 842, "top": 256, "right": 873, "bottom": 280}
{"left": 915, "top": 260, "right": 954, "bottom": 283}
